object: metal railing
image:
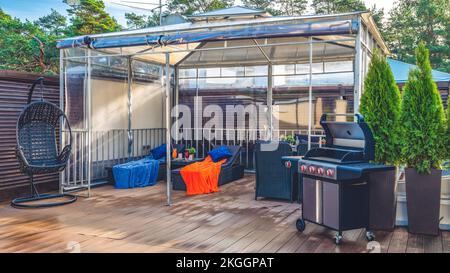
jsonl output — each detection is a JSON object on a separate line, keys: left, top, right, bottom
{"left": 175, "top": 128, "right": 325, "bottom": 170}
{"left": 61, "top": 129, "right": 88, "bottom": 191}
{"left": 61, "top": 127, "right": 325, "bottom": 190}
{"left": 61, "top": 128, "right": 165, "bottom": 191}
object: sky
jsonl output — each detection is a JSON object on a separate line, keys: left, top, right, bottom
{"left": 0, "top": 0, "right": 396, "bottom": 27}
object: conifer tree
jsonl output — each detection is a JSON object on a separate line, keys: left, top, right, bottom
{"left": 360, "top": 51, "right": 401, "bottom": 164}
{"left": 400, "top": 42, "right": 446, "bottom": 173}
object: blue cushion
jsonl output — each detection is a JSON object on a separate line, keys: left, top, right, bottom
{"left": 208, "top": 146, "right": 232, "bottom": 162}
{"left": 151, "top": 144, "right": 169, "bottom": 160}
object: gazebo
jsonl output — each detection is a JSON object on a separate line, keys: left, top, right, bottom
{"left": 56, "top": 6, "right": 389, "bottom": 204}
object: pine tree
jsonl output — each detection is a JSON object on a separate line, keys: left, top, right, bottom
{"left": 35, "top": 9, "right": 67, "bottom": 36}
{"left": 0, "top": 8, "right": 56, "bottom": 73}
{"left": 64, "top": 0, "right": 121, "bottom": 36}
{"left": 125, "top": 12, "right": 147, "bottom": 30}
{"left": 400, "top": 42, "right": 447, "bottom": 173}
{"left": 360, "top": 51, "right": 401, "bottom": 164}
{"left": 278, "top": 0, "right": 308, "bottom": 16}
{"left": 311, "top": 0, "right": 366, "bottom": 14}
{"left": 166, "top": 0, "right": 233, "bottom": 16}
{"left": 385, "top": 0, "right": 449, "bottom": 73}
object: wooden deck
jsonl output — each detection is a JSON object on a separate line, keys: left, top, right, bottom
{"left": 0, "top": 174, "right": 449, "bottom": 253}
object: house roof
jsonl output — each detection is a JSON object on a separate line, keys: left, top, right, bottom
{"left": 388, "top": 58, "right": 450, "bottom": 83}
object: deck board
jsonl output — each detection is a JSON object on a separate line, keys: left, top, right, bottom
{"left": 406, "top": 234, "right": 424, "bottom": 253}
{"left": 423, "top": 234, "right": 443, "bottom": 253}
{"left": 387, "top": 227, "right": 409, "bottom": 253}
{"left": 0, "top": 174, "right": 448, "bottom": 253}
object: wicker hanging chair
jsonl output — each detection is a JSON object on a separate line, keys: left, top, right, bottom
{"left": 11, "top": 77, "right": 77, "bottom": 208}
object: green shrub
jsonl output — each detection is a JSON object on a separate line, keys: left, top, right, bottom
{"left": 447, "top": 107, "right": 450, "bottom": 160}
{"left": 281, "top": 135, "right": 296, "bottom": 145}
{"left": 360, "top": 50, "right": 401, "bottom": 164}
{"left": 400, "top": 42, "right": 447, "bottom": 173}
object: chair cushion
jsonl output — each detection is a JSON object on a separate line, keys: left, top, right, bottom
{"left": 208, "top": 146, "right": 232, "bottom": 162}
{"left": 151, "top": 144, "right": 170, "bottom": 160}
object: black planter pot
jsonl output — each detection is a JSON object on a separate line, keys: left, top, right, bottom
{"left": 405, "top": 168, "right": 442, "bottom": 236}
{"left": 369, "top": 169, "right": 397, "bottom": 230}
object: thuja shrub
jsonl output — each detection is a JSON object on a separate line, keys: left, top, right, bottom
{"left": 447, "top": 108, "right": 450, "bottom": 160}
{"left": 400, "top": 42, "right": 447, "bottom": 173}
{"left": 360, "top": 50, "right": 401, "bottom": 164}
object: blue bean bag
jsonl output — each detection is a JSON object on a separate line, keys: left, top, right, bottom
{"left": 112, "top": 158, "right": 159, "bottom": 189}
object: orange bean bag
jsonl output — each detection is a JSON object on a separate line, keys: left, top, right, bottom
{"left": 180, "top": 155, "right": 227, "bottom": 195}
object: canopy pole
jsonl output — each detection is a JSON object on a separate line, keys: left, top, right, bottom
{"left": 159, "top": 0, "right": 162, "bottom": 26}
{"left": 267, "top": 63, "right": 273, "bottom": 141}
{"left": 165, "top": 52, "right": 172, "bottom": 206}
{"left": 127, "top": 57, "right": 133, "bottom": 158}
{"left": 354, "top": 16, "right": 363, "bottom": 114}
{"left": 87, "top": 49, "right": 92, "bottom": 198}
{"left": 252, "top": 39, "right": 273, "bottom": 141}
{"left": 59, "top": 50, "right": 64, "bottom": 195}
{"left": 308, "top": 37, "right": 313, "bottom": 150}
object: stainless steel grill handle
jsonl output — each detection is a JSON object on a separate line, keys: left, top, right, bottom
{"left": 320, "top": 113, "right": 364, "bottom": 123}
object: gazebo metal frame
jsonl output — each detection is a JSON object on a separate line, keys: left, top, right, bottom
{"left": 57, "top": 10, "right": 388, "bottom": 205}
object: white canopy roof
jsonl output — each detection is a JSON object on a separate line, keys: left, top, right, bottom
{"left": 59, "top": 11, "right": 389, "bottom": 66}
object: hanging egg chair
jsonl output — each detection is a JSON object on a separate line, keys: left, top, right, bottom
{"left": 11, "top": 77, "right": 77, "bottom": 208}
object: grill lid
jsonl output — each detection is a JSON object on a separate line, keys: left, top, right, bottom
{"left": 304, "top": 113, "right": 375, "bottom": 163}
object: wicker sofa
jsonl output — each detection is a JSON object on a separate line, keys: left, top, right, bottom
{"left": 171, "top": 145, "right": 245, "bottom": 191}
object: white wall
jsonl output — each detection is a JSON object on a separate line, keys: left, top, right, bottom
{"left": 92, "top": 78, "right": 128, "bottom": 131}
{"left": 131, "top": 81, "right": 164, "bottom": 129}
{"left": 90, "top": 78, "right": 164, "bottom": 161}
{"left": 91, "top": 78, "right": 164, "bottom": 131}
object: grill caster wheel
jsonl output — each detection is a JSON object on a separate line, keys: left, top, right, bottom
{"left": 334, "top": 234, "right": 343, "bottom": 245}
{"left": 296, "top": 219, "right": 305, "bottom": 232}
{"left": 365, "top": 231, "right": 375, "bottom": 242}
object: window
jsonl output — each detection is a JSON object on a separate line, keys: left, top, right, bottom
{"left": 222, "top": 67, "right": 244, "bottom": 77}
{"left": 273, "top": 64, "right": 295, "bottom": 75}
{"left": 179, "top": 68, "right": 196, "bottom": 78}
{"left": 198, "top": 67, "right": 221, "bottom": 78}
{"left": 245, "top": 66, "right": 268, "bottom": 76}
{"left": 296, "top": 63, "right": 323, "bottom": 74}
{"left": 324, "top": 61, "right": 353, "bottom": 73}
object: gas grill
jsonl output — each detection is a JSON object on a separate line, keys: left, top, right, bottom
{"left": 295, "top": 113, "right": 395, "bottom": 245}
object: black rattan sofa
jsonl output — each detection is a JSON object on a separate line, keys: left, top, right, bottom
{"left": 172, "top": 145, "right": 245, "bottom": 191}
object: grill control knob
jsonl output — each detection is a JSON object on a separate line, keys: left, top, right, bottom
{"left": 300, "top": 165, "right": 307, "bottom": 172}
{"left": 285, "top": 161, "right": 292, "bottom": 168}
{"left": 326, "top": 169, "right": 334, "bottom": 177}
{"left": 317, "top": 167, "right": 325, "bottom": 175}
{"left": 309, "top": 166, "right": 316, "bottom": 173}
